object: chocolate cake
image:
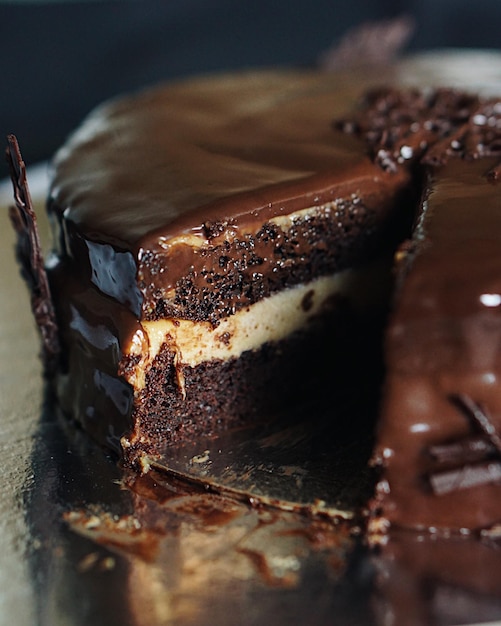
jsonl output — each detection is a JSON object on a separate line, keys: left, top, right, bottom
{"left": 9, "top": 68, "right": 414, "bottom": 467}
{"left": 8, "top": 52, "right": 501, "bottom": 536}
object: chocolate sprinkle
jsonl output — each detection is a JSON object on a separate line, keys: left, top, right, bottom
{"left": 336, "top": 88, "right": 501, "bottom": 171}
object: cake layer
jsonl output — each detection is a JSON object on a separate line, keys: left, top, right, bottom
{"left": 123, "top": 265, "right": 389, "bottom": 393}
{"left": 136, "top": 188, "right": 406, "bottom": 323}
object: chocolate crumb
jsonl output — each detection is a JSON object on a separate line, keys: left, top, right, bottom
{"left": 336, "top": 88, "right": 501, "bottom": 171}
{"left": 216, "top": 332, "right": 232, "bottom": 346}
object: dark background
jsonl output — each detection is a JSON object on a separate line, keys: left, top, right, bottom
{"left": 2, "top": 0, "right": 501, "bottom": 164}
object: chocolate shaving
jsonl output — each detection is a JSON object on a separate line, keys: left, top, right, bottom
{"left": 450, "top": 394, "right": 501, "bottom": 455}
{"left": 429, "top": 435, "right": 496, "bottom": 465}
{"left": 6, "top": 135, "right": 59, "bottom": 370}
{"left": 430, "top": 462, "right": 501, "bottom": 496}
{"left": 427, "top": 395, "right": 501, "bottom": 495}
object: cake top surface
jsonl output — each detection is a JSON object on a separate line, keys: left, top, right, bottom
{"left": 49, "top": 69, "right": 378, "bottom": 250}
{"left": 48, "top": 51, "right": 501, "bottom": 251}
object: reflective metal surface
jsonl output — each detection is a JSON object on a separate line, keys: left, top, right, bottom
{"left": 2, "top": 170, "right": 501, "bottom": 626}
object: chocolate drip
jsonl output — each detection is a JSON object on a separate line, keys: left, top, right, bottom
{"left": 6, "top": 135, "right": 59, "bottom": 370}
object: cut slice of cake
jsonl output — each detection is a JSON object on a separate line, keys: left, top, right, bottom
{"left": 9, "top": 69, "right": 413, "bottom": 467}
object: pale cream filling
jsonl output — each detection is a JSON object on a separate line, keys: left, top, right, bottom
{"left": 123, "top": 263, "right": 387, "bottom": 394}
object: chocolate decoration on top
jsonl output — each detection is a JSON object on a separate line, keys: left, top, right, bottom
{"left": 451, "top": 394, "right": 501, "bottom": 455}
{"left": 336, "top": 87, "right": 501, "bottom": 171}
{"left": 427, "top": 395, "right": 501, "bottom": 497}
{"left": 6, "top": 135, "right": 59, "bottom": 371}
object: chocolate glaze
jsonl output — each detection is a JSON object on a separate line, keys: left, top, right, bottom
{"left": 48, "top": 69, "right": 412, "bottom": 323}
{"left": 48, "top": 262, "right": 136, "bottom": 452}
{"left": 49, "top": 70, "right": 394, "bottom": 247}
{"left": 372, "top": 156, "right": 501, "bottom": 533}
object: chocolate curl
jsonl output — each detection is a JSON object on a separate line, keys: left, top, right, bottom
{"left": 450, "top": 394, "right": 501, "bottom": 456}
{"left": 429, "top": 435, "right": 496, "bottom": 465}
{"left": 6, "top": 135, "right": 59, "bottom": 370}
{"left": 430, "top": 461, "right": 501, "bottom": 496}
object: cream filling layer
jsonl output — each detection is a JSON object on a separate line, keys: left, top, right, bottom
{"left": 156, "top": 201, "right": 347, "bottom": 249}
{"left": 124, "top": 264, "right": 387, "bottom": 393}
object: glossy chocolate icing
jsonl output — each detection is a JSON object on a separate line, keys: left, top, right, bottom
{"left": 49, "top": 70, "right": 391, "bottom": 247}
{"left": 372, "top": 156, "right": 501, "bottom": 533}
{"left": 48, "top": 69, "right": 412, "bottom": 323}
